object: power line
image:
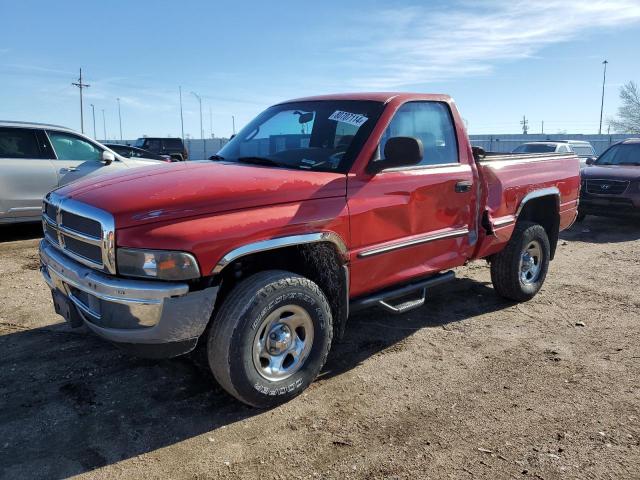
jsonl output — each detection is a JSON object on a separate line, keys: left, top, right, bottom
{"left": 179, "top": 86, "right": 185, "bottom": 140}
{"left": 90, "top": 104, "right": 96, "bottom": 139}
{"left": 598, "top": 60, "right": 608, "bottom": 135}
{"left": 191, "top": 91, "right": 205, "bottom": 157}
{"left": 520, "top": 115, "right": 529, "bottom": 134}
{"left": 71, "top": 68, "right": 90, "bottom": 134}
{"left": 101, "top": 109, "right": 107, "bottom": 140}
{"left": 117, "top": 97, "right": 123, "bottom": 141}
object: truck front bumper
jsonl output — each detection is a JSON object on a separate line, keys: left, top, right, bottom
{"left": 39, "top": 239, "right": 218, "bottom": 358}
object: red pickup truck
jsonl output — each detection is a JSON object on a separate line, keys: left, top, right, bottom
{"left": 39, "top": 93, "right": 580, "bottom": 407}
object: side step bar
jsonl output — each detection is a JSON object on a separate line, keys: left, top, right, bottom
{"left": 350, "top": 270, "right": 455, "bottom": 314}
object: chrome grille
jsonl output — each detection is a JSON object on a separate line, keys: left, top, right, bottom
{"left": 42, "top": 192, "right": 116, "bottom": 273}
{"left": 585, "top": 179, "right": 629, "bottom": 195}
{"left": 60, "top": 210, "right": 102, "bottom": 238}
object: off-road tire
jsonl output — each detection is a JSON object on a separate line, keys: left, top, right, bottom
{"left": 490, "top": 221, "right": 550, "bottom": 302}
{"left": 207, "top": 270, "right": 333, "bottom": 408}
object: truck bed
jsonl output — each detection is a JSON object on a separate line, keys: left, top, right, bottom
{"left": 473, "top": 150, "right": 581, "bottom": 259}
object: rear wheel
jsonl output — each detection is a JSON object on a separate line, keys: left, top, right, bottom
{"left": 490, "top": 221, "right": 550, "bottom": 302}
{"left": 207, "top": 270, "right": 333, "bottom": 407}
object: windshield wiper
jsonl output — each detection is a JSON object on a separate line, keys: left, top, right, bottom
{"left": 235, "top": 156, "right": 287, "bottom": 168}
{"left": 208, "top": 154, "right": 225, "bottom": 160}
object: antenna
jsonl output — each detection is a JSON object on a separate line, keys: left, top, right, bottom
{"left": 72, "top": 68, "right": 90, "bottom": 133}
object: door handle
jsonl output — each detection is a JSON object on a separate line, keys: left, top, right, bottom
{"left": 59, "top": 167, "right": 78, "bottom": 173}
{"left": 455, "top": 180, "right": 473, "bottom": 193}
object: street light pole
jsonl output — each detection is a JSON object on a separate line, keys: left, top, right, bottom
{"left": 117, "top": 97, "right": 123, "bottom": 141}
{"left": 179, "top": 86, "right": 185, "bottom": 140}
{"left": 191, "top": 91, "right": 204, "bottom": 158}
{"left": 90, "top": 104, "right": 97, "bottom": 139}
{"left": 72, "top": 68, "right": 90, "bottom": 134}
{"left": 101, "top": 109, "right": 107, "bottom": 140}
{"left": 598, "top": 60, "right": 608, "bottom": 135}
{"left": 232, "top": 115, "right": 236, "bottom": 135}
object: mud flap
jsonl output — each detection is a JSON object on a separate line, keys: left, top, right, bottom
{"left": 52, "top": 290, "right": 83, "bottom": 328}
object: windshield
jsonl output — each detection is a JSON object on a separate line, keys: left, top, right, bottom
{"left": 217, "top": 100, "right": 384, "bottom": 173}
{"left": 133, "top": 138, "right": 145, "bottom": 148}
{"left": 571, "top": 145, "right": 595, "bottom": 157}
{"left": 596, "top": 143, "right": 640, "bottom": 166}
{"left": 513, "top": 143, "right": 557, "bottom": 153}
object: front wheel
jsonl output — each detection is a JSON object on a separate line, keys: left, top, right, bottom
{"left": 490, "top": 221, "right": 550, "bottom": 302}
{"left": 207, "top": 270, "right": 333, "bottom": 408}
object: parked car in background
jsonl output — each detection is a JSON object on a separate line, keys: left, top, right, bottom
{"left": 133, "top": 137, "right": 188, "bottom": 161}
{"left": 39, "top": 92, "right": 580, "bottom": 407}
{"left": 564, "top": 140, "right": 596, "bottom": 164}
{"left": 513, "top": 140, "right": 595, "bottom": 166}
{"left": 578, "top": 138, "right": 640, "bottom": 220}
{"left": 0, "top": 121, "right": 164, "bottom": 224}
{"left": 513, "top": 141, "right": 573, "bottom": 154}
{"left": 104, "top": 143, "right": 171, "bottom": 162}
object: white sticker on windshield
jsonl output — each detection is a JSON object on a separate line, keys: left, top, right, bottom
{"left": 328, "top": 110, "right": 368, "bottom": 127}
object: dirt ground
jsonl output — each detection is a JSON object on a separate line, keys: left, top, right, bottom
{"left": 0, "top": 217, "right": 638, "bottom": 480}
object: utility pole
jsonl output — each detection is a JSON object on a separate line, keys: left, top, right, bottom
{"left": 179, "top": 86, "right": 185, "bottom": 140}
{"left": 117, "top": 98, "right": 123, "bottom": 141}
{"left": 232, "top": 115, "right": 236, "bottom": 135}
{"left": 520, "top": 115, "right": 529, "bottom": 134}
{"left": 72, "top": 68, "right": 90, "bottom": 134}
{"left": 191, "top": 91, "right": 204, "bottom": 157}
{"left": 598, "top": 60, "right": 608, "bottom": 135}
{"left": 101, "top": 109, "right": 107, "bottom": 140}
{"left": 90, "top": 104, "right": 97, "bottom": 139}
{"left": 541, "top": 120, "right": 544, "bottom": 135}
{"left": 209, "top": 105, "right": 213, "bottom": 138}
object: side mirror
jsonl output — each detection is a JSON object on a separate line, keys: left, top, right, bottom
{"left": 472, "top": 146, "right": 486, "bottom": 160}
{"left": 102, "top": 150, "right": 115, "bottom": 165}
{"left": 585, "top": 157, "right": 596, "bottom": 165}
{"left": 369, "top": 137, "right": 423, "bottom": 173}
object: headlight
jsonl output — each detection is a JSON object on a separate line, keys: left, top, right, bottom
{"left": 117, "top": 248, "right": 200, "bottom": 280}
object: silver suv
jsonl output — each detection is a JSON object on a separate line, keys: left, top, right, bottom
{"left": 0, "top": 121, "right": 162, "bottom": 224}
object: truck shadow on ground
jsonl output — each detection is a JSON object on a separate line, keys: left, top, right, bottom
{"left": 561, "top": 216, "right": 640, "bottom": 244}
{"left": 0, "top": 277, "right": 506, "bottom": 479}
{"left": 0, "top": 223, "right": 43, "bottom": 243}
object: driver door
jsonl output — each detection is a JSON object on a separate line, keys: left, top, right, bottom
{"left": 46, "top": 130, "right": 123, "bottom": 186}
{"left": 347, "top": 101, "right": 476, "bottom": 297}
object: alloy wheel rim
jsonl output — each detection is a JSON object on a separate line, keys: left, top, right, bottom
{"left": 252, "top": 304, "right": 314, "bottom": 382}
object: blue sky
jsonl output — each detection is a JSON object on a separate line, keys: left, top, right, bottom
{"left": 1, "top": 0, "right": 640, "bottom": 139}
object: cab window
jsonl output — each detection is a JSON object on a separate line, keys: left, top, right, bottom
{"left": 48, "top": 131, "right": 102, "bottom": 161}
{"left": 380, "top": 102, "right": 458, "bottom": 166}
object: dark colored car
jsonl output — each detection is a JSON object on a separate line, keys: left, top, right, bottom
{"left": 104, "top": 143, "right": 171, "bottom": 162}
{"left": 579, "top": 138, "right": 640, "bottom": 220}
{"left": 133, "top": 137, "right": 188, "bottom": 161}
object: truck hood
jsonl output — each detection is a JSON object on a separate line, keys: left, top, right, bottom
{"left": 582, "top": 164, "right": 640, "bottom": 181}
{"left": 54, "top": 161, "right": 347, "bottom": 229}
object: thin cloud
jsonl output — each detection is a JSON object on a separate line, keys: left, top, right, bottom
{"left": 342, "top": 0, "right": 640, "bottom": 88}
